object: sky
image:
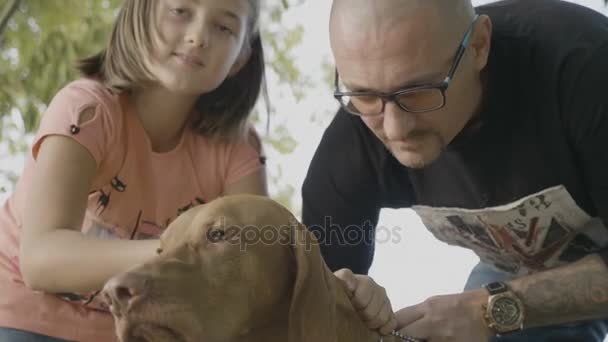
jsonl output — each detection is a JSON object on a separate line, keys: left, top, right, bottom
{"left": 1, "top": 0, "right": 608, "bottom": 337}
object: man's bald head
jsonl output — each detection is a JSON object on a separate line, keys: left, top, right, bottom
{"left": 328, "top": 0, "right": 490, "bottom": 169}
{"left": 330, "top": 0, "right": 475, "bottom": 53}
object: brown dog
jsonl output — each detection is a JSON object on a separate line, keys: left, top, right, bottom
{"left": 102, "top": 194, "right": 399, "bottom": 342}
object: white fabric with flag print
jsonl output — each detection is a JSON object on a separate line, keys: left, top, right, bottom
{"left": 413, "top": 185, "right": 608, "bottom": 276}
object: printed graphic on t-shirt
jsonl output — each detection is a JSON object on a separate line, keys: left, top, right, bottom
{"left": 412, "top": 186, "right": 608, "bottom": 275}
{"left": 84, "top": 216, "right": 164, "bottom": 240}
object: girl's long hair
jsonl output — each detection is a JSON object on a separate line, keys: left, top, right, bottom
{"left": 77, "top": 0, "right": 265, "bottom": 142}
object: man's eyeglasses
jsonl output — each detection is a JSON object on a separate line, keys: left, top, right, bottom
{"left": 334, "top": 14, "right": 480, "bottom": 117}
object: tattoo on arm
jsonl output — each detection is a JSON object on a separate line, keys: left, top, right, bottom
{"left": 511, "top": 254, "right": 608, "bottom": 327}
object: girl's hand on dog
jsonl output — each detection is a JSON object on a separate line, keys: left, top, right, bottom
{"left": 334, "top": 268, "right": 398, "bottom": 335}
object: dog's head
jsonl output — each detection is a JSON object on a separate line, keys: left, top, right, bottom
{"left": 103, "top": 194, "right": 337, "bottom": 342}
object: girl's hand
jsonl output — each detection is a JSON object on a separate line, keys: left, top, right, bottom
{"left": 334, "top": 268, "right": 398, "bottom": 335}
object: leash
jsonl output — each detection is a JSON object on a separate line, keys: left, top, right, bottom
{"left": 378, "top": 330, "right": 426, "bottom": 342}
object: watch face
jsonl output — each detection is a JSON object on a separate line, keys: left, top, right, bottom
{"left": 491, "top": 297, "right": 521, "bottom": 326}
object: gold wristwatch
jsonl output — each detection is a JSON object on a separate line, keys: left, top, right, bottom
{"left": 482, "top": 281, "right": 525, "bottom": 336}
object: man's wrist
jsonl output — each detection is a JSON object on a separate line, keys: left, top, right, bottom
{"left": 468, "top": 289, "right": 495, "bottom": 337}
{"left": 599, "top": 249, "right": 608, "bottom": 267}
{"left": 507, "top": 255, "right": 608, "bottom": 328}
{"left": 482, "top": 282, "right": 525, "bottom": 336}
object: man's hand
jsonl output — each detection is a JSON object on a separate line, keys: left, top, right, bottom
{"left": 396, "top": 289, "right": 493, "bottom": 342}
{"left": 333, "top": 268, "right": 398, "bottom": 335}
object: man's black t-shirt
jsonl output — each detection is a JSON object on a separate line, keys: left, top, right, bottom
{"left": 302, "top": 0, "right": 608, "bottom": 275}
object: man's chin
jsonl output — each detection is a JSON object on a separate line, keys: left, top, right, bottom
{"left": 385, "top": 135, "right": 443, "bottom": 168}
{"left": 391, "top": 149, "right": 440, "bottom": 169}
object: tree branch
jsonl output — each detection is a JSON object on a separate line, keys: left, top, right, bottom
{"left": 0, "top": 0, "right": 21, "bottom": 40}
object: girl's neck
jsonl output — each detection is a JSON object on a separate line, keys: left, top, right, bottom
{"left": 131, "top": 87, "right": 199, "bottom": 153}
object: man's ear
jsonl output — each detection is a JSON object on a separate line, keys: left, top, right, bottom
{"left": 470, "top": 14, "right": 492, "bottom": 71}
{"left": 228, "top": 41, "right": 253, "bottom": 77}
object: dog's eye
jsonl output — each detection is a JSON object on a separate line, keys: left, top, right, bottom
{"left": 156, "top": 248, "right": 163, "bottom": 255}
{"left": 208, "top": 229, "right": 226, "bottom": 242}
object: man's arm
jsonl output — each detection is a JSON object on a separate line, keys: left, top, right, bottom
{"left": 509, "top": 254, "right": 608, "bottom": 327}
{"left": 394, "top": 253, "right": 608, "bottom": 340}
{"left": 397, "top": 43, "right": 608, "bottom": 340}
{"left": 513, "top": 42, "right": 608, "bottom": 327}
{"left": 395, "top": 256, "right": 608, "bottom": 341}
{"left": 302, "top": 109, "right": 391, "bottom": 274}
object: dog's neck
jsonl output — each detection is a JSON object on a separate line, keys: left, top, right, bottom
{"left": 241, "top": 277, "right": 400, "bottom": 342}
{"left": 242, "top": 322, "right": 288, "bottom": 342}
{"left": 239, "top": 296, "right": 290, "bottom": 342}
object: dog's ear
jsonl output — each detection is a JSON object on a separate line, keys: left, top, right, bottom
{"left": 287, "top": 219, "right": 337, "bottom": 342}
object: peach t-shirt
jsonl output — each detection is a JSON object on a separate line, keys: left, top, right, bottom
{"left": 0, "top": 78, "right": 264, "bottom": 341}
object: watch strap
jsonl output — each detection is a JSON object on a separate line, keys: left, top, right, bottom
{"left": 484, "top": 281, "right": 509, "bottom": 295}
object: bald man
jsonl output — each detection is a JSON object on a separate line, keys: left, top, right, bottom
{"left": 302, "top": 0, "right": 608, "bottom": 341}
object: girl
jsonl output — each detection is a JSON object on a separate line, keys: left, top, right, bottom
{"left": 0, "top": 0, "right": 266, "bottom": 341}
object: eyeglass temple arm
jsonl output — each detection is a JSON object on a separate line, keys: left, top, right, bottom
{"left": 334, "top": 68, "right": 339, "bottom": 89}
{"left": 444, "top": 14, "right": 480, "bottom": 84}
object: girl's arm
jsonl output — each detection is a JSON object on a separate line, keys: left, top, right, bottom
{"left": 19, "top": 135, "right": 158, "bottom": 294}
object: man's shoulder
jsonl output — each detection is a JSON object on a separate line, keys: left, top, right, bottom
{"left": 320, "top": 109, "right": 384, "bottom": 157}
{"left": 476, "top": 0, "right": 604, "bottom": 18}
{"left": 478, "top": 0, "right": 608, "bottom": 43}
{"left": 478, "top": 0, "right": 608, "bottom": 118}
{"left": 306, "top": 109, "right": 412, "bottom": 200}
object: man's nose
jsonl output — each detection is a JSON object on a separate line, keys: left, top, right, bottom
{"left": 383, "top": 102, "right": 416, "bottom": 140}
{"left": 102, "top": 273, "right": 149, "bottom": 317}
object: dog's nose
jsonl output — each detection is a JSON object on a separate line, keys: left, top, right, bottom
{"left": 102, "top": 273, "right": 148, "bottom": 316}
